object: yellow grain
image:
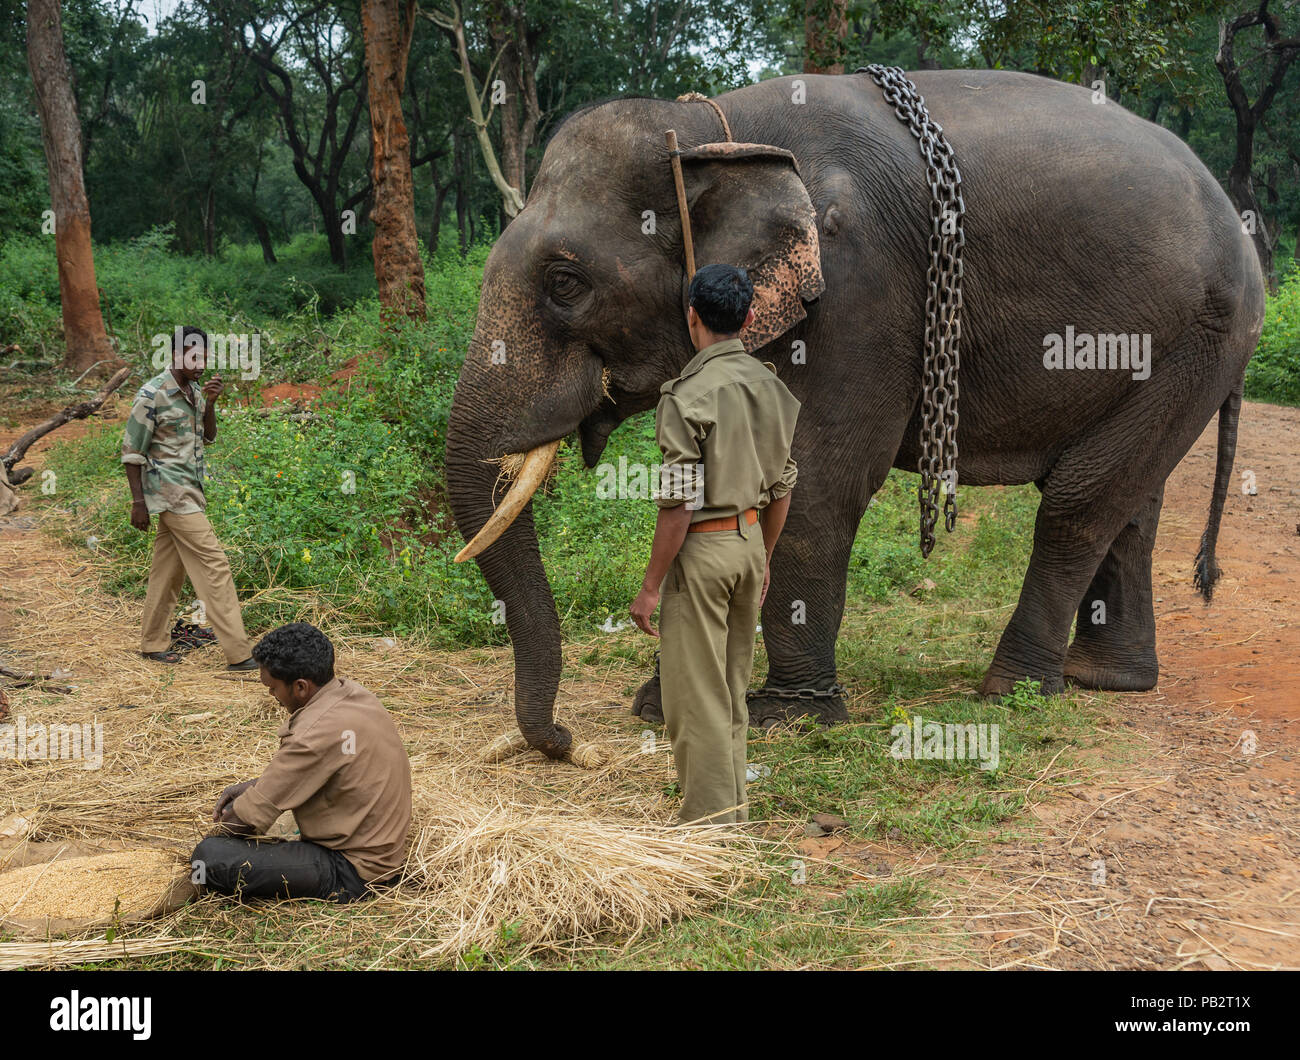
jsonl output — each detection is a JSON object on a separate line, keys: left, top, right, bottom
{"left": 0, "top": 851, "right": 180, "bottom": 921}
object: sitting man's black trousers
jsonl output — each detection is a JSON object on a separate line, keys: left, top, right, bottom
{"left": 192, "top": 835, "right": 369, "bottom": 903}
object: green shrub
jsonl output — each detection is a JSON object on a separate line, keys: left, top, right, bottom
{"left": 1246, "top": 269, "right": 1300, "bottom": 406}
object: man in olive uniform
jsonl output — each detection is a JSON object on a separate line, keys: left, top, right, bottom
{"left": 122, "top": 325, "right": 256, "bottom": 671}
{"left": 630, "top": 264, "right": 800, "bottom": 825}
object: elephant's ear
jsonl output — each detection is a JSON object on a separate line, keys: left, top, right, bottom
{"left": 679, "top": 141, "right": 825, "bottom": 353}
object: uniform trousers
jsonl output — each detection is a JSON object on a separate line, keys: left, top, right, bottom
{"left": 659, "top": 526, "right": 766, "bottom": 825}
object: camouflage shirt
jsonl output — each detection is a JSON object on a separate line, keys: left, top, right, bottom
{"left": 121, "top": 369, "right": 209, "bottom": 514}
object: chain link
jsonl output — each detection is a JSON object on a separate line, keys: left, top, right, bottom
{"left": 746, "top": 684, "right": 847, "bottom": 702}
{"left": 658, "top": 645, "right": 847, "bottom": 703}
{"left": 857, "top": 65, "right": 964, "bottom": 557}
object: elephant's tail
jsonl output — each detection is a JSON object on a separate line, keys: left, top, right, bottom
{"left": 1193, "top": 382, "right": 1242, "bottom": 603}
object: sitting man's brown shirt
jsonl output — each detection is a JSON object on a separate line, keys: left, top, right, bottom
{"left": 232, "top": 676, "right": 412, "bottom": 881}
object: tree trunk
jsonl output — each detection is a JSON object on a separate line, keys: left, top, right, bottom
{"left": 319, "top": 190, "right": 346, "bottom": 268}
{"left": 27, "top": 0, "right": 114, "bottom": 375}
{"left": 362, "top": 0, "right": 426, "bottom": 320}
{"left": 203, "top": 184, "right": 216, "bottom": 256}
{"left": 252, "top": 215, "right": 277, "bottom": 264}
{"left": 1215, "top": 6, "right": 1300, "bottom": 294}
{"left": 454, "top": 129, "right": 469, "bottom": 257}
{"left": 803, "top": 0, "right": 848, "bottom": 75}
{"left": 430, "top": 177, "right": 449, "bottom": 253}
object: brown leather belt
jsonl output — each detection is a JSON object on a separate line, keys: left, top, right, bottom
{"left": 688, "top": 508, "right": 759, "bottom": 533}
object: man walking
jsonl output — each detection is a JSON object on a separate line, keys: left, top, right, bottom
{"left": 123, "top": 325, "right": 256, "bottom": 671}
{"left": 630, "top": 264, "right": 800, "bottom": 825}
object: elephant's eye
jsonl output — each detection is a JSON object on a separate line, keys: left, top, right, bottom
{"left": 547, "top": 266, "right": 588, "bottom": 307}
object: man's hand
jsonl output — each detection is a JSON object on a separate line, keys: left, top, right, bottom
{"left": 130, "top": 500, "right": 150, "bottom": 531}
{"left": 633, "top": 505, "right": 693, "bottom": 638}
{"left": 631, "top": 586, "right": 661, "bottom": 637}
{"left": 202, "top": 374, "right": 225, "bottom": 401}
{"left": 212, "top": 779, "right": 256, "bottom": 822}
{"left": 761, "top": 560, "right": 772, "bottom": 606}
{"left": 213, "top": 807, "right": 256, "bottom": 837}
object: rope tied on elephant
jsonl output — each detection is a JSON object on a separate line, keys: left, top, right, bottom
{"left": 675, "top": 91, "right": 733, "bottom": 143}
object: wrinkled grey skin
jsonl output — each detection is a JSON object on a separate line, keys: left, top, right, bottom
{"left": 445, "top": 70, "right": 1265, "bottom": 757}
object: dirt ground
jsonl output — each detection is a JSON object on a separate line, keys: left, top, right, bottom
{"left": 844, "top": 402, "right": 1300, "bottom": 970}
{"left": 0, "top": 394, "right": 1296, "bottom": 969}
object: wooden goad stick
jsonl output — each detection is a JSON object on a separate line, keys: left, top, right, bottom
{"left": 665, "top": 130, "right": 696, "bottom": 279}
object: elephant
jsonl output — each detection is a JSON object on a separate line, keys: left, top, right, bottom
{"left": 444, "top": 68, "right": 1266, "bottom": 760}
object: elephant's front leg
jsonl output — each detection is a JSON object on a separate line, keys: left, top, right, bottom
{"left": 745, "top": 509, "right": 857, "bottom": 727}
{"left": 746, "top": 429, "right": 897, "bottom": 727}
{"left": 632, "top": 458, "right": 875, "bottom": 728}
{"left": 631, "top": 653, "right": 664, "bottom": 723}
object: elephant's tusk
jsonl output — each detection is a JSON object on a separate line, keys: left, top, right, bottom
{"left": 454, "top": 439, "right": 561, "bottom": 562}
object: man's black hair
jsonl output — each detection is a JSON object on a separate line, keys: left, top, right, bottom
{"left": 688, "top": 264, "right": 754, "bottom": 335}
{"left": 173, "top": 325, "right": 208, "bottom": 369}
{"left": 252, "top": 622, "right": 335, "bottom": 686}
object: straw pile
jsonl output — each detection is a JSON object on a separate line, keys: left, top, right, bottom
{"left": 387, "top": 786, "right": 764, "bottom": 959}
{"left": 0, "top": 850, "right": 180, "bottom": 920}
{"left": 0, "top": 523, "right": 774, "bottom": 964}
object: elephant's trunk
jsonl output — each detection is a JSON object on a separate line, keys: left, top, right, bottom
{"left": 445, "top": 372, "right": 573, "bottom": 760}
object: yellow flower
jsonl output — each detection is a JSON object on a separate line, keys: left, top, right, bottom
{"left": 301, "top": 548, "right": 312, "bottom": 563}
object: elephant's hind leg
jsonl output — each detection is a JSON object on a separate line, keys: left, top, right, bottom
{"left": 979, "top": 342, "right": 1227, "bottom": 699}
{"left": 1063, "top": 485, "right": 1163, "bottom": 691}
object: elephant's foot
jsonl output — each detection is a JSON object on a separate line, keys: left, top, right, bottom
{"left": 632, "top": 672, "right": 663, "bottom": 724}
{"left": 978, "top": 666, "right": 1065, "bottom": 700}
{"left": 746, "top": 687, "right": 850, "bottom": 729}
{"left": 1063, "top": 642, "right": 1158, "bottom": 692}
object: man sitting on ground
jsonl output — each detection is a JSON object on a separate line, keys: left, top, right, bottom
{"left": 192, "top": 622, "right": 412, "bottom": 903}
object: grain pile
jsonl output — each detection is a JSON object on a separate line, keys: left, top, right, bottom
{"left": 0, "top": 850, "right": 180, "bottom": 921}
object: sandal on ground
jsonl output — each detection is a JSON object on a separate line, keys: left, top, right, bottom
{"left": 170, "top": 620, "right": 217, "bottom": 651}
{"left": 142, "top": 650, "right": 184, "bottom": 664}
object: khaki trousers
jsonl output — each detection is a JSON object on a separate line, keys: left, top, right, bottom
{"left": 659, "top": 527, "right": 765, "bottom": 825}
{"left": 141, "top": 510, "right": 252, "bottom": 664}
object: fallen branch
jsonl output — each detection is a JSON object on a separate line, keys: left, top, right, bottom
{"left": 0, "top": 664, "right": 47, "bottom": 682}
{"left": 0, "top": 664, "right": 74, "bottom": 695}
{"left": 2, "top": 365, "right": 132, "bottom": 471}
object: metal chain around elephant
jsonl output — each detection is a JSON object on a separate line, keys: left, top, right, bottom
{"left": 746, "top": 684, "right": 847, "bottom": 702}
{"left": 857, "top": 64, "right": 965, "bottom": 558}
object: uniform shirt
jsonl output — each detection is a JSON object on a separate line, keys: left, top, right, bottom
{"left": 232, "top": 676, "right": 413, "bottom": 882}
{"left": 655, "top": 337, "right": 800, "bottom": 531}
{"left": 121, "top": 370, "right": 208, "bottom": 514}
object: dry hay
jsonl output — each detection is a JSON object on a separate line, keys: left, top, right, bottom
{"left": 0, "top": 935, "right": 204, "bottom": 971}
{"left": 385, "top": 779, "right": 765, "bottom": 960}
{"left": 0, "top": 528, "right": 773, "bottom": 964}
{"left": 0, "top": 849, "right": 181, "bottom": 921}
{"left": 486, "top": 448, "right": 559, "bottom": 496}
